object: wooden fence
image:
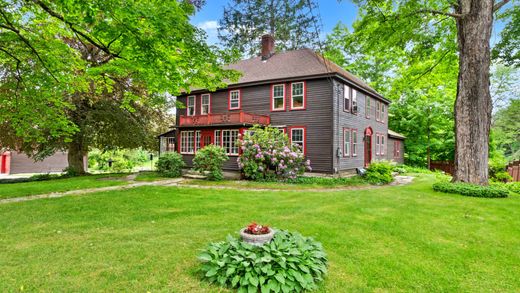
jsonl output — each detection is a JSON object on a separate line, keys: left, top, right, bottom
{"left": 508, "top": 161, "right": 520, "bottom": 182}
{"left": 430, "top": 161, "right": 454, "bottom": 175}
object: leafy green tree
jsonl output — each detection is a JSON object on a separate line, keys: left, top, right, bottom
{"left": 493, "top": 4, "right": 519, "bottom": 67}
{"left": 218, "top": 0, "right": 320, "bottom": 58}
{"left": 492, "top": 99, "right": 520, "bottom": 161}
{"left": 0, "top": 0, "right": 238, "bottom": 173}
{"left": 327, "top": 0, "right": 514, "bottom": 185}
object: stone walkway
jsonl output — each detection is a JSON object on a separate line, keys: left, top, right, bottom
{"left": 0, "top": 175, "right": 415, "bottom": 205}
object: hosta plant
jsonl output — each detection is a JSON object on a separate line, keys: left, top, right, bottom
{"left": 198, "top": 230, "right": 327, "bottom": 292}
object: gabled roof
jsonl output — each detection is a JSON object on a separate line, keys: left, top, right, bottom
{"left": 190, "top": 48, "right": 389, "bottom": 103}
{"left": 388, "top": 129, "right": 406, "bottom": 140}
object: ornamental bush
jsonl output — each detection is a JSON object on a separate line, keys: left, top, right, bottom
{"left": 365, "top": 160, "right": 394, "bottom": 184}
{"left": 192, "top": 145, "right": 228, "bottom": 181}
{"left": 491, "top": 181, "right": 520, "bottom": 194}
{"left": 432, "top": 182, "right": 509, "bottom": 198}
{"left": 237, "top": 125, "right": 311, "bottom": 180}
{"left": 155, "top": 152, "right": 185, "bottom": 177}
{"left": 198, "top": 230, "right": 327, "bottom": 293}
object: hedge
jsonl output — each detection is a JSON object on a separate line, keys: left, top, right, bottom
{"left": 432, "top": 182, "right": 509, "bottom": 198}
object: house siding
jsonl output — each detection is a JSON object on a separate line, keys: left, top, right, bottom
{"left": 387, "top": 137, "right": 405, "bottom": 164}
{"left": 7, "top": 151, "right": 69, "bottom": 175}
{"left": 332, "top": 78, "right": 390, "bottom": 172}
{"left": 176, "top": 78, "right": 334, "bottom": 173}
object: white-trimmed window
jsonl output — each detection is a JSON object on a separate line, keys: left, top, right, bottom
{"left": 344, "top": 85, "right": 350, "bottom": 111}
{"left": 187, "top": 95, "right": 196, "bottom": 116}
{"left": 290, "top": 128, "right": 305, "bottom": 152}
{"left": 222, "top": 129, "right": 239, "bottom": 155}
{"left": 180, "top": 131, "right": 194, "bottom": 154}
{"left": 376, "top": 134, "right": 380, "bottom": 155}
{"left": 352, "top": 130, "right": 358, "bottom": 156}
{"left": 352, "top": 89, "right": 358, "bottom": 114}
{"left": 381, "top": 104, "right": 385, "bottom": 123}
{"left": 343, "top": 128, "right": 351, "bottom": 157}
{"left": 214, "top": 130, "right": 221, "bottom": 146}
{"left": 229, "top": 90, "right": 240, "bottom": 110}
{"left": 195, "top": 130, "right": 201, "bottom": 152}
{"left": 381, "top": 135, "right": 385, "bottom": 155}
{"left": 272, "top": 84, "right": 285, "bottom": 111}
{"left": 201, "top": 94, "right": 210, "bottom": 115}
{"left": 291, "top": 82, "right": 305, "bottom": 110}
{"left": 376, "top": 101, "right": 381, "bottom": 121}
{"left": 365, "top": 96, "right": 371, "bottom": 118}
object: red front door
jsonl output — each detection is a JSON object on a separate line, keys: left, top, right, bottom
{"left": 1, "top": 154, "right": 6, "bottom": 174}
{"left": 364, "top": 127, "right": 373, "bottom": 167}
{"left": 200, "top": 130, "right": 214, "bottom": 147}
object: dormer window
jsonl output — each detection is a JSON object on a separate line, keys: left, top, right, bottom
{"left": 187, "top": 95, "right": 196, "bottom": 116}
{"left": 201, "top": 94, "right": 210, "bottom": 115}
{"left": 290, "top": 82, "right": 305, "bottom": 110}
{"left": 271, "top": 84, "right": 285, "bottom": 111}
{"left": 229, "top": 90, "right": 241, "bottom": 110}
{"left": 344, "top": 85, "right": 350, "bottom": 111}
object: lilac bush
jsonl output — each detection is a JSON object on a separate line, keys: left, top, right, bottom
{"left": 237, "top": 125, "right": 311, "bottom": 180}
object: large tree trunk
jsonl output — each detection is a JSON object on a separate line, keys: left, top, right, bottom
{"left": 453, "top": 0, "right": 494, "bottom": 185}
{"left": 67, "top": 140, "right": 87, "bottom": 175}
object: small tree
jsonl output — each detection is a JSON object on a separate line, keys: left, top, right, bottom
{"left": 237, "top": 125, "right": 311, "bottom": 180}
{"left": 192, "top": 145, "right": 229, "bottom": 181}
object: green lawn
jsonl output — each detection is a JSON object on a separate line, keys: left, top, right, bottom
{"left": 0, "top": 175, "right": 519, "bottom": 292}
{"left": 0, "top": 174, "right": 129, "bottom": 199}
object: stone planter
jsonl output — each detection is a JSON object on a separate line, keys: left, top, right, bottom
{"left": 240, "top": 228, "right": 275, "bottom": 246}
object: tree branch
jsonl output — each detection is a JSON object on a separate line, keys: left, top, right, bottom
{"left": 414, "top": 9, "right": 465, "bottom": 19}
{"left": 493, "top": 0, "right": 510, "bottom": 12}
{"left": 412, "top": 50, "right": 451, "bottom": 82}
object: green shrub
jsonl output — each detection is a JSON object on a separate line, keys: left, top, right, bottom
{"left": 155, "top": 152, "right": 185, "bottom": 177}
{"left": 491, "top": 182, "right": 520, "bottom": 194}
{"left": 365, "top": 160, "right": 394, "bottom": 184}
{"left": 238, "top": 125, "right": 311, "bottom": 181}
{"left": 192, "top": 145, "right": 228, "bottom": 181}
{"left": 491, "top": 171, "right": 513, "bottom": 183}
{"left": 396, "top": 165, "right": 433, "bottom": 174}
{"left": 432, "top": 182, "right": 509, "bottom": 198}
{"left": 199, "top": 230, "right": 327, "bottom": 292}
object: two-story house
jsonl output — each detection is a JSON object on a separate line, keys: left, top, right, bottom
{"left": 159, "top": 35, "right": 405, "bottom": 174}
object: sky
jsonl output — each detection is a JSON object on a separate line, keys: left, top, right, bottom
{"left": 192, "top": 0, "right": 511, "bottom": 46}
{"left": 191, "top": 0, "right": 359, "bottom": 45}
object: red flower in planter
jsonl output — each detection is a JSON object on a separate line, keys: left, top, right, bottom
{"left": 245, "top": 222, "right": 270, "bottom": 235}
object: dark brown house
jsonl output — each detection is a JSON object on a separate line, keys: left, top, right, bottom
{"left": 159, "top": 35, "right": 405, "bottom": 173}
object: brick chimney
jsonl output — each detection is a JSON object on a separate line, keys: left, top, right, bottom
{"left": 261, "top": 34, "right": 275, "bottom": 60}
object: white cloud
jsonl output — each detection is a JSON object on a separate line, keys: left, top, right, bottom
{"left": 198, "top": 20, "right": 218, "bottom": 30}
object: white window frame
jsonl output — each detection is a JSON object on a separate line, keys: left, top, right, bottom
{"left": 271, "top": 84, "right": 285, "bottom": 111}
{"left": 376, "top": 101, "right": 381, "bottom": 122}
{"left": 214, "top": 130, "right": 221, "bottom": 146}
{"left": 352, "top": 89, "right": 358, "bottom": 114}
{"left": 290, "top": 82, "right": 305, "bottom": 110}
{"left": 352, "top": 130, "right": 358, "bottom": 156}
{"left": 381, "top": 135, "right": 385, "bottom": 155}
{"left": 195, "top": 130, "right": 201, "bottom": 152}
{"left": 376, "top": 134, "right": 380, "bottom": 155}
{"left": 290, "top": 127, "right": 305, "bottom": 153}
{"left": 365, "top": 96, "right": 371, "bottom": 119}
{"left": 229, "top": 90, "right": 241, "bottom": 110}
{"left": 222, "top": 129, "right": 239, "bottom": 155}
{"left": 381, "top": 104, "right": 385, "bottom": 123}
{"left": 343, "top": 128, "right": 351, "bottom": 157}
{"left": 344, "top": 84, "right": 351, "bottom": 111}
{"left": 201, "top": 94, "right": 210, "bottom": 115}
{"left": 180, "top": 131, "right": 194, "bottom": 154}
{"left": 187, "top": 95, "right": 196, "bottom": 116}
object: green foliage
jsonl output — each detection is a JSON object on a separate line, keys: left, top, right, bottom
{"left": 0, "top": 0, "right": 239, "bottom": 172}
{"left": 198, "top": 230, "right": 327, "bottom": 292}
{"left": 192, "top": 145, "right": 228, "bottom": 181}
{"left": 488, "top": 151, "right": 512, "bottom": 182}
{"left": 238, "top": 125, "right": 310, "bottom": 181}
{"left": 285, "top": 176, "right": 366, "bottom": 186}
{"left": 432, "top": 182, "right": 509, "bottom": 198}
{"left": 491, "top": 182, "right": 520, "bottom": 194}
{"left": 88, "top": 149, "right": 150, "bottom": 173}
{"left": 492, "top": 99, "right": 520, "bottom": 162}
{"left": 492, "top": 5, "right": 520, "bottom": 67}
{"left": 218, "top": 0, "right": 320, "bottom": 58}
{"left": 365, "top": 161, "right": 394, "bottom": 184}
{"left": 155, "top": 153, "right": 185, "bottom": 178}
{"left": 0, "top": 173, "right": 61, "bottom": 184}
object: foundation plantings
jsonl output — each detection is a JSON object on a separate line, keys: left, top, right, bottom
{"left": 198, "top": 228, "right": 327, "bottom": 292}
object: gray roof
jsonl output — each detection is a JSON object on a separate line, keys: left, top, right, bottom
{"left": 388, "top": 129, "right": 406, "bottom": 140}
{"left": 191, "top": 48, "right": 388, "bottom": 102}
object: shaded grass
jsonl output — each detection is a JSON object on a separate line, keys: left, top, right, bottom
{"left": 0, "top": 175, "right": 519, "bottom": 292}
{"left": 0, "top": 174, "right": 129, "bottom": 199}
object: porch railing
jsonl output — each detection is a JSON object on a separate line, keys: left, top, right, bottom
{"left": 179, "top": 112, "right": 270, "bottom": 127}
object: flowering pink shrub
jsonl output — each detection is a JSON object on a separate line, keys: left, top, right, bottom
{"left": 237, "top": 125, "right": 311, "bottom": 180}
